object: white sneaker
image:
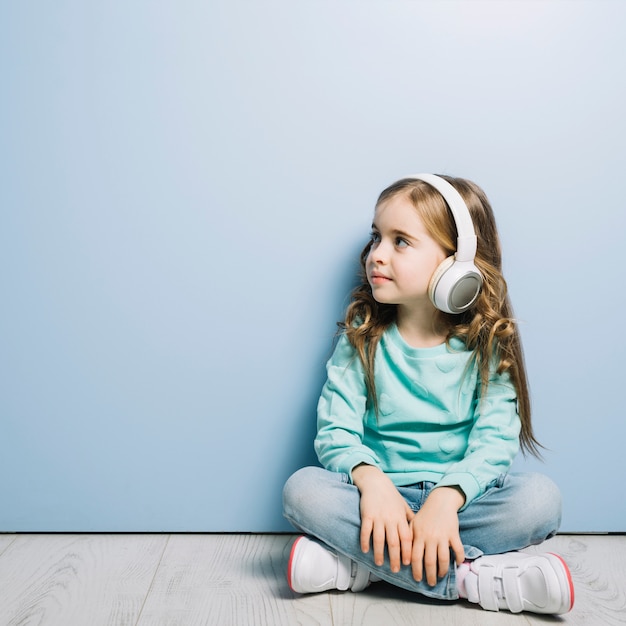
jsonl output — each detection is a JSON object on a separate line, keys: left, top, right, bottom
{"left": 287, "top": 535, "right": 373, "bottom": 594}
{"left": 463, "top": 551, "right": 574, "bottom": 614}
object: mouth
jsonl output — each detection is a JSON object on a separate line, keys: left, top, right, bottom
{"left": 369, "top": 271, "right": 392, "bottom": 285}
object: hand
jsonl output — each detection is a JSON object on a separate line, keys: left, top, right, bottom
{"left": 352, "top": 464, "right": 414, "bottom": 573}
{"left": 409, "top": 487, "right": 466, "bottom": 586}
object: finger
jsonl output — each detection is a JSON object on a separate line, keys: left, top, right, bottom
{"left": 424, "top": 543, "right": 439, "bottom": 587}
{"left": 360, "top": 517, "right": 373, "bottom": 554}
{"left": 411, "top": 539, "right": 424, "bottom": 582}
{"left": 372, "top": 524, "right": 386, "bottom": 566}
{"left": 437, "top": 544, "right": 451, "bottom": 580}
{"left": 451, "top": 536, "right": 465, "bottom": 566}
{"left": 386, "top": 528, "right": 401, "bottom": 573}
{"left": 400, "top": 523, "right": 413, "bottom": 566}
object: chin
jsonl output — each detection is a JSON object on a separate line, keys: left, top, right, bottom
{"left": 371, "top": 293, "right": 395, "bottom": 305}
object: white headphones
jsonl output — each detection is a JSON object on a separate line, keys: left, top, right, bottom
{"left": 408, "top": 173, "right": 483, "bottom": 314}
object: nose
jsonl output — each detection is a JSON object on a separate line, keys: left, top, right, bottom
{"left": 368, "top": 240, "right": 387, "bottom": 265}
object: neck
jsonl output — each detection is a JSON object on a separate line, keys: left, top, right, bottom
{"left": 396, "top": 304, "right": 446, "bottom": 348}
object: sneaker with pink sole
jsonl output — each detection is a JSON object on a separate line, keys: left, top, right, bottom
{"left": 462, "top": 551, "right": 574, "bottom": 614}
{"left": 287, "top": 535, "right": 374, "bottom": 594}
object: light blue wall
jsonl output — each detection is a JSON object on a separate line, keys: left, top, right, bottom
{"left": 1, "top": 1, "right": 624, "bottom": 532}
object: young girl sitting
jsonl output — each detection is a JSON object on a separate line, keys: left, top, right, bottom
{"left": 282, "top": 174, "right": 574, "bottom": 615}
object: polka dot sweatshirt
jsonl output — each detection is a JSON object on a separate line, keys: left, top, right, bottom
{"left": 314, "top": 323, "right": 521, "bottom": 508}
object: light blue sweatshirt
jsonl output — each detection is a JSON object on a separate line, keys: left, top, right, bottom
{"left": 314, "top": 323, "right": 521, "bottom": 507}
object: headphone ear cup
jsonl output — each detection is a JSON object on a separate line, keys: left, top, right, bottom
{"left": 429, "top": 257, "right": 483, "bottom": 314}
{"left": 429, "top": 256, "right": 455, "bottom": 311}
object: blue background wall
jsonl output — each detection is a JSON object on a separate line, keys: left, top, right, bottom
{"left": 1, "top": 1, "right": 624, "bottom": 532}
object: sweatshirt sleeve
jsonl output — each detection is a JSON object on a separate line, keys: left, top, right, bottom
{"left": 435, "top": 366, "right": 521, "bottom": 508}
{"left": 314, "top": 333, "right": 382, "bottom": 481}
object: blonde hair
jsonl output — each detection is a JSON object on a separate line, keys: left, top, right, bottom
{"left": 341, "top": 176, "right": 541, "bottom": 457}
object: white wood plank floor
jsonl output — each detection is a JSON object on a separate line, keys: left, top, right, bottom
{"left": 0, "top": 533, "right": 624, "bottom": 626}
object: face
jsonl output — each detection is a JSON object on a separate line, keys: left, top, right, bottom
{"left": 366, "top": 193, "right": 447, "bottom": 312}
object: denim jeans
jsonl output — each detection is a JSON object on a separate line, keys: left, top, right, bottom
{"left": 282, "top": 466, "right": 562, "bottom": 600}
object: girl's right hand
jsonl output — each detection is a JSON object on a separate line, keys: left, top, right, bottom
{"left": 351, "top": 464, "right": 414, "bottom": 573}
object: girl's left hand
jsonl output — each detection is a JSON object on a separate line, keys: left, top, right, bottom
{"left": 409, "top": 486, "right": 466, "bottom": 586}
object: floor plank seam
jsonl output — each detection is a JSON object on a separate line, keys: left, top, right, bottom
{"left": 132, "top": 533, "right": 171, "bottom": 626}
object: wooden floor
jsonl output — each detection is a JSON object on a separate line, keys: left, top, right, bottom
{"left": 0, "top": 533, "right": 624, "bottom": 625}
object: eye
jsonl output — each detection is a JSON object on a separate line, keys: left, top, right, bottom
{"left": 369, "top": 231, "right": 381, "bottom": 244}
{"left": 395, "top": 237, "right": 409, "bottom": 248}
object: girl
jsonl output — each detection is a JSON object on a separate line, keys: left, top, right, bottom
{"left": 282, "top": 174, "right": 574, "bottom": 615}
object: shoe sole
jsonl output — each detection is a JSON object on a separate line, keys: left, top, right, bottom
{"left": 548, "top": 553, "right": 575, "bottom": 613}
{"left": 287, "top": 536, "right": 306, "bottom": 593}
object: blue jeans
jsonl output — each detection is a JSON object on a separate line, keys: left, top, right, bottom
{"left": 282, "top": 466, "right": 562, "bottom": 600}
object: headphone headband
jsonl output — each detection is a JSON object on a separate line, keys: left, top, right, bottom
{"left": 403, "top": 173, "right": 483, "bottom": 313}
{"left": 407, "top": 174, "right": 477, "bottom": 262}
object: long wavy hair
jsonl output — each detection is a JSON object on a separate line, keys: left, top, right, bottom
{"left": 340, "top": 176, "right": 541, "bottom": 457}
